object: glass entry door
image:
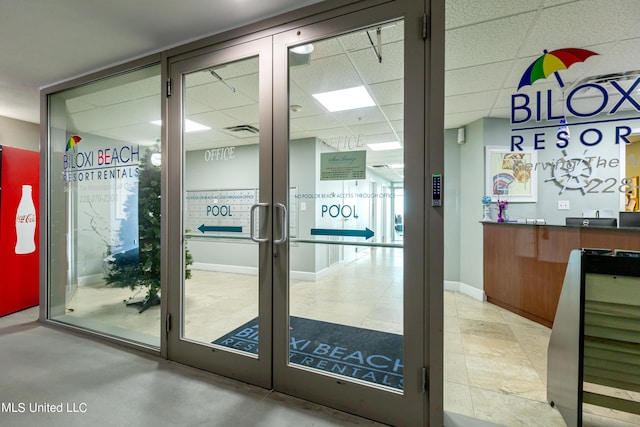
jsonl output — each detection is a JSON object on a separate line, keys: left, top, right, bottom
{"left": 271, "top": 12, "right": 428, "bottom": 426}
{"left": 166, "top": 37, "right": 273, "bottom": 388}
{"left": 167, "top": 7, "right": 427, "bottom": 425}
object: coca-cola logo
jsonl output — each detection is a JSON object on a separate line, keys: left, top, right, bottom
{"left": 17, "top": 214, "right": 36, "bottom": 223}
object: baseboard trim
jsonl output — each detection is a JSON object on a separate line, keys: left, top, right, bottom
{"left": 191, "top": 262, "right": 257, "bottom": 276}
{"left": 444, "top": 280, "right": 486, "bottom": 301}
{"left": 191, "top": 262, "right": 340, "bottom": 281}
{"left": 78, "top": 273, "right": 103, "bottom": 286}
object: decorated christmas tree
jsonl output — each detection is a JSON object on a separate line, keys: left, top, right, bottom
{"left": 105, "top": 145, "right": 192, "bottom": 312}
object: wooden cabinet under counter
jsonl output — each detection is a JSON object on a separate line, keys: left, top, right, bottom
{"left": 482, "top": 222, "right": 640, "bottom": 327}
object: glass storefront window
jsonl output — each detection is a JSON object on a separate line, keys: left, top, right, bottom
{"left": 47, "top": 64, "right": 162, "bottom": 347}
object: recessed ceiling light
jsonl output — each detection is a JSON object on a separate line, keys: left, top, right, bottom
{"left": 151, "top": 119, "right": 210, "bottom": 133}
{"left": 367, "top": 141, "right": 401, "bottom": 151}
{"left": 312, "top": 86, "right": 375, "bottom": 112}
{"left": 291, "top": 44, "right": 314, "bottom": 55}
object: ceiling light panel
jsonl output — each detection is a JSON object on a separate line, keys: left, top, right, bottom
{"left": 368, "top": 141, "right": 401, "bottom": 151}
{"left": 313, "top": 86, "right": 375, "bottom": 112}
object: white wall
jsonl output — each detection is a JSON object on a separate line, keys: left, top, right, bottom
{"left": 457, "top": 119, "right": 486, "bottom": 290}
{"left": 443, "top": 128, "right": 461, "bottom": 282}
{"left": 0, "top": 116, "right": 39, "bottom": 152}
{"left": 447, "top": 114, "right": 636, "bottom": 292}
{"left": 185, "top": 137, "right": 393, "bottom": 276}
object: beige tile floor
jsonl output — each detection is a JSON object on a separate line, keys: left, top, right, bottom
{"left": 59, "top": 247, "right": 640, "bottom": 426}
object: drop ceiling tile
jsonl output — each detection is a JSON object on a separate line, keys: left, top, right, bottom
{"left": 221, "top": 104, "right": 259, "bottom": 125}
{"left": 329, "top": 106, "right": 387, "bottom": 127}
{"left": 224, "top": 73, "right": 260, "bottom": 102}
{"left": 353, "top": 121, "right": 398, "bottom": 139}
{"left": 445, "top": 110, "right": 491, "bottom": 129}
{"left": 445, "top": 0, "right": 540, "bottom": 29}
{"left": 446, "top": 91, "right": 499, "bottom": 114}
{"left": 380, "top": 104, "right": 403, "bottom": 121}
{"left": 446, "top": 62, "right": 512, "bottom": 96}
{"left": 66, "top": 98, "right": 96, "bottom": 114}
{"left": 338, "top": 20, "right": 404, "bottom": 53}
{"left": 187, "top": 110, "right": 257, "bottom": 135}
{"left": 186, "top": 81, "right": 254, "bottom": 110}
{"left": 350, "top": 40, "right": 403, "bottom": 85}
{"left": 291, "top": 54, "right": 362, "bottom": 94}
{"left": 75, "top": 75, "right": 161, "bottom": 107}
{"left": 186, "top": 70, "right": 214, "bottom": 87}
{"left": 94, "top": 122, "right": 161, "bottom": 145}
{"left": 289, "top": 83, "right": 326, "bottom": 118}
{"left": 69, "top": 108, "right": 116, "bottom": 132}
{"left": 216, "top": 57, "right": 259, "bottom": 78}
{"left": 184, "top": 128, "right": 237, "bottom": 147}
{"left": 290, "top": 114, "right": 343, "bottom": 132}
{"left": 518, "top": 0, "right": 640, "bottom": 57}
{"left": 445, "top": 12, "right": 536, "bottom": 70}
{"left": 301, "top": 38, "right": 344, "bottom": 61}
{"left": 102, "top": 95, "right": 160, "bottom": 125}
{"left": 369, "top": 80, "right": 403, "bottom": 106}
{"left": 185, "top": 98, "right": 213, "bottom": 116}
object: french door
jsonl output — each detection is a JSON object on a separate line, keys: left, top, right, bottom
{"left": 166, "top": 4, "right": 430, "bottom": 425}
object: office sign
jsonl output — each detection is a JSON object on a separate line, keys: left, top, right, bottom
{"left": 320, "top": 151, "right": 366, "bottom": 181}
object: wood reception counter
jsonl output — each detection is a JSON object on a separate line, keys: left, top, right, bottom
{"left": 482, "top": 222, "right": 640, "bottom": 327}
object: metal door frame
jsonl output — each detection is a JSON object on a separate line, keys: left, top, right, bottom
{"left": 271, "top": 2, "right": 433, "bottom": 425}
{"left": 165, "top": 36, "right": 274, "bottom": 389}
{"left": 161, "top": 1, "right": 441, "bottom": 425}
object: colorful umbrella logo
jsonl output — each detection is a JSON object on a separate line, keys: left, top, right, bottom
{"left": 66, "top": 135, "right": 82, "bottom": 151}
{"left": 518, "top": 48, "right": 598, "bottom": 90}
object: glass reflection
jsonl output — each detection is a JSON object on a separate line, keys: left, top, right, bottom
{"left": 47, "top": 64, "right": 162, "bottom": 347}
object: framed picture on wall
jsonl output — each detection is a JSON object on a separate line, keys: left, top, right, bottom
{"left": 485, "top": 146, "right": 537, "bottom": 203}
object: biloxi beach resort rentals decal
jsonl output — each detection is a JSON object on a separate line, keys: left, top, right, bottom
{"left": 62, "top": 135, "right": 140, "bottom": 182}
{"left": 214, "top": 317, "right": 404, "bottom": 390}
{"left": 502, "top": 48, "right": 640, "bottom": 196}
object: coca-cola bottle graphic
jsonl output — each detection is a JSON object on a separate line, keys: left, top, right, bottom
{"left": 15, "top": 184, "right": 36, "bottom": 255}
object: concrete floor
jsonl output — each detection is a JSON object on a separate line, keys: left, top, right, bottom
{"left": 5, "top": 246, "right": 638, "bottom": 425}
{"left": 0, "top": 306, "right": 388, "bottom": 427}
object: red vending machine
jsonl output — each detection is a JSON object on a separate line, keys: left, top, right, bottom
{"left": 0, "top": 145, "right": 39, "bottom": 316}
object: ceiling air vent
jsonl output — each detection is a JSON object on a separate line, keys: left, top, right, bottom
{"left": 576, "top": 69, "right": 640, "bottom": 86}
{"left": 372, "top": 165, "right": 388, "bottom": 169}
{"left": 224, "top": 125, "right": 259, "bottom": 135}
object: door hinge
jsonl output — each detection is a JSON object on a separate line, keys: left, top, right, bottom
{"left": 422, "top": 14, "right": 428, "bottom": 40}
{"left": 166, "top": 79, "right": 172, "bottom": 97}
{"left": 166, "top": 313, "right": 172, "bottom": 332}
{"left": 422, "top": 367, "right": 429, "bottom": 392}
